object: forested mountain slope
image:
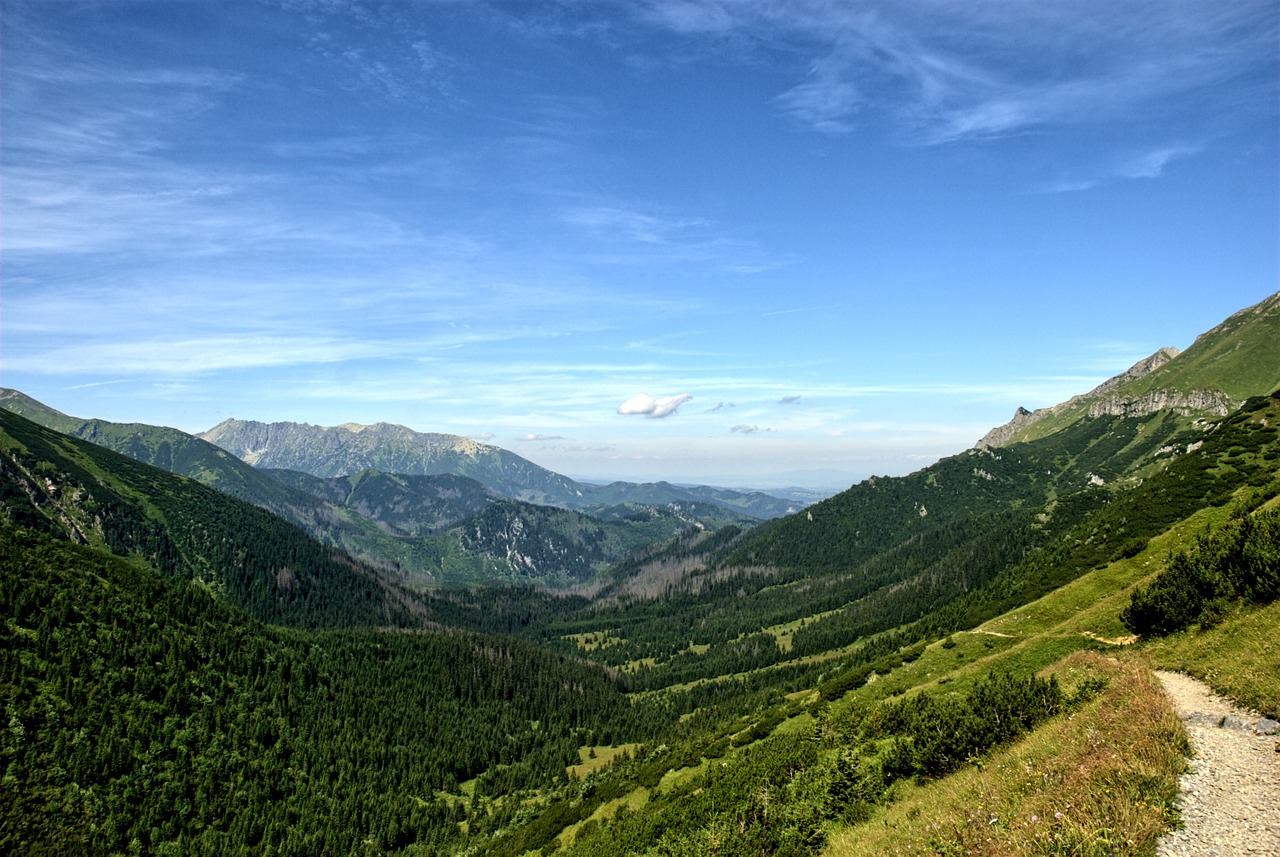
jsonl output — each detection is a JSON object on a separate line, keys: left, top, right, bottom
{"left": 719, "top": 294, "right": 1277, "bottom": 584}
{"left": 0, "top": 523, "right": 661, "bottom": 856}
{"left": 0, "top": 408, "right": 426, "bottom": 629}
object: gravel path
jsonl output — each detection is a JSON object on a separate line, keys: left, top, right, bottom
{"left": 1154, "top": 671, "right": 1280, "bottom": 857}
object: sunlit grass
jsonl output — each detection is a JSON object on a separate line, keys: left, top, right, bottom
{"left": 824, "top": 653, "right": 1186, "bottom": 857}
{"left": 566, "top": 743, "right": 642, "bottom": 779}
{"left": 1140, "top": 599, "right": 1280, "bottom": 718}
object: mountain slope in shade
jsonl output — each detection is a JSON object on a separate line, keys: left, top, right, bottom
{"left": 262, "top": 468, "right": 499, "bottom": 537}
{"left": 0, "top": 408, "right": 428, "bottom": 629}
{"left": 978, "top": 290, "right": 1280, "bottom": 448}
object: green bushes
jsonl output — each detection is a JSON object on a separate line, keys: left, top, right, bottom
{"left": 865, "top": 671, "right": 1064, "bottom": 781}
{"left": 1122, "top": 509, "right": 1280, "bottom": 637}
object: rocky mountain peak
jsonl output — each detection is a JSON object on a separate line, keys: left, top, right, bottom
{"left": 974, "top": 346, "right": 1207, "bottom": 450}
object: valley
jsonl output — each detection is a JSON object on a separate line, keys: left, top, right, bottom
{"left": 2, "top": 292, "right": 1279, "bottom": 856}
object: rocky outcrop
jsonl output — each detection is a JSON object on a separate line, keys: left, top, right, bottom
{"left": 1088, "top": 347, "right": 1180, "bottom": 397}
{"left": 1085, "top": 388, "right": 1233, "bottom": 419}
{"left": 975, "top": 406, "right": 1044, "bottom": 449}
{"left": 973, "top": 346, "right": 1238, "bottom": 449}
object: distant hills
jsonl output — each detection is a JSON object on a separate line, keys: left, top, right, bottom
{"left": 201, "top": 417, "right": 804, "bottom": 519}
{"left": 202, "top": 417, "right": 585, "bottom": 505}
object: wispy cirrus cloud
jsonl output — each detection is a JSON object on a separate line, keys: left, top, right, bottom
{"left": 1038, "top": 144, "right": 1204, "bottom": 193}
{"left": 3, "top": 334, "right": 386, "bottom": 377}
{"left": 560, "top": 201, "right": 782, "bottom": 273}
{"left": 631, "top": 0, "right": 1276, "bottom": 146}
{"left": 563, "top": 206, "right": 709, "bottom": 244}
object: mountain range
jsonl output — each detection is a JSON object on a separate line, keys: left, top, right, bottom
{"left": 200, "top": 416, "right": 806, "bottom": 517}
{"left": 2, "top": 290, "right": 1278, "bottom": 856}
{"left": 0, "top": 390, "right": 786, "bottom": 587}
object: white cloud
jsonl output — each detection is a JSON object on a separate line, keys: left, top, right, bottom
{"left": 731, "top": 424, "right": 769, "bottom": 434}
{"left": 779, "top": 395, "right": 801, "bottom": 404}
{"left": 1038, "top": 143, "right": 1203, "bottom": 193}
{"left": 564, "top": 206, "right": 708, "bottom": 244}
{"left": 775, "top": 51, "right": 863, "bottom": 133}
{"left": 633, "top": 0, "right": 1276, "bottom": 144}
{"left": 617, "top": 392, "right": 693, "bottom": 418}
{"left": 1116, "top": 145, "right": 1202, "bottom": 180}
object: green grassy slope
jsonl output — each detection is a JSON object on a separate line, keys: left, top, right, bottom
{"left": 488, "top": 391, "right": 1280, "bottom": 857}
{"left": 999, "top": 290, "right": 1280, "bottom": 445}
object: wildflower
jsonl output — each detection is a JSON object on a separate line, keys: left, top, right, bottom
{"left": 1055, "top": 811, "right": 1063, "bottom": 820}
{"left": 1031, "top": 815, "right": 1038, "bottom": 823}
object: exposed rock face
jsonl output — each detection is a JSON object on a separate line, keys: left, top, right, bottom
{"left": 1089, "top": 347, "right": 1180, "bottom": 395}
{"left": 1085, "top": 388, "right": 1233, "bottom": 419}
{"left": 973, "top": 346, "right": 1235, "bottom": 449}
{"left": 974, "top": 406, "right": 1041, "bottom": 449}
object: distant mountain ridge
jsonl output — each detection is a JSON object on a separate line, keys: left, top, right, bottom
{"left": 977, "top": 291, "right": 1280, "bottom": 448}
{"left": 202, "top": 418, "right": 584, "bottom": 506}
{"left": 200, "top": 418, "right": 801, "bottom": 519}
{"left": 0, "top": 390, "right": 767, "bottom": 587}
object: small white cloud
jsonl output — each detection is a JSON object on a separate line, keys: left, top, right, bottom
{"left": 779, "top": 395, "right": 802, "bottom": 404}
{"left": 709, "top": 401, "right": 736, "bottom": 412}
{"left": 617, "top": 392, "right": 693, "bottom": 418}
{"left": 518, "top": 433, "right": 564, "bottom": 442}
{"left": 1038, "top": 144, "right": 1202, "bottom": 193}
{"left": 1116, "top": 145, "right": 1200, "bottom": 180}
{"left": 731, "top": 424, "right": 766, "bottom": 434}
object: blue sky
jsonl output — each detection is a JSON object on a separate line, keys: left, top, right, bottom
{"left": 2, "top": 0, "right": 1277, "bottom": 489}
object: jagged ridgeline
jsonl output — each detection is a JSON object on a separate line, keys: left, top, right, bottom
{"left": 0, "top": 394, "right": 763, "bottom": 588}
